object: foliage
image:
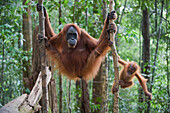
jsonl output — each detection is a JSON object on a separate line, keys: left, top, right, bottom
{"left": 0, "top": 0, "right": 25, "bottom": 106}
{"left": 0, "top": 0, "right": 169, "bottom": 112}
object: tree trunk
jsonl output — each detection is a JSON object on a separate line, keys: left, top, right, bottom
{"left": 0, "top": 13, "right": 4, "bottom": 105}
{"left": 92, "top": 58, "right": 108, "bottom": 113}
{"left": 148, "top": 0, "right": 164, "bottom": 112}
{"left": 81, "top": 78, "right": 90, "bottom": 113}
{"left": 85, "top": 0, "right": 88, "bottom": 27}
{"left": 150, "top": 0, "right": 164, "bottom": 93}
{"left": 37, "top": 0, "right": 48, "bottom": 112}
{"left": 138, "top": 7, "right": 150, "bottom": 113}
{"left": 73, "top": 0, "right": 78, "bottom": 23}
{"left": 141, "top": 8, "right": 150, "bottom": 75}
{"left": 75, "top": 80, "right": 81, "bottom": 112}
{"left": 0, "top": 67, "right": 52, "bottom": 113}
{"left": 165, "top": 0, "right": 169, "bottom": 100}
{"left": 166, "top": 27, "right": 169, "bottom": 112}
{"left": 59, "top": 74, "right": 63, "bottom": 113}
{"left": 92, "top": 1, "right": 108, "bottom": 112}
{"left": 49, "top": 79, "right": 58, "bottom": 113}
{"left": 48, "top": 60, "right": 58, "bottom": 113}
{"left": 58, "top": 1, "right": 63, "bottom": 112}
{"left": 109, "top": 0, "right": 119, "bottom": 113}
{"left": 138, "top": 24, "right": 143, "bottom": 113}
{"left": 22, "top": 0, "right": 32, "bottom": 92}
{"left": 155, "top": 0, "right": 158, "bottom": 32}
{"left": 0, "top": 31, "right": 5, "bottom": 105}
{"left": 31, "top": 26, "right": 41, "bottom": 90}
{"left": 68, "top": 80, "right": 71, "bottom": 113}
{"left": 47, "top": 6, "right": 58, "bottom": 113}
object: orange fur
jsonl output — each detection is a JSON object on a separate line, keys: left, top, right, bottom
{"left": 44, "top": 8, "right": 116, "bottom": 81}
{"left": 111, "top": 58, "right": 152, "bottom": 100}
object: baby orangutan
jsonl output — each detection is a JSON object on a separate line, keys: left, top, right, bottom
{"left": 112, "top": 58, "right": 152, "bottom": 100}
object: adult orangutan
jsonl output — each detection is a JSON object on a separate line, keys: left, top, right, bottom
{"left": 37, "top": 4, "right": 117, "bottom": 81}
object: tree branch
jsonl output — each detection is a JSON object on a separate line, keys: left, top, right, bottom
{"left": 109, "top": 0, "right": 119, "bottom": 113}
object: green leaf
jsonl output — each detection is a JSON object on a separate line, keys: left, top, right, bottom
{"left": 25, "top": 88, "right": 30, "bottom": 93}
{"left": 5, "top": 88, "right": 9, "bottom": 91}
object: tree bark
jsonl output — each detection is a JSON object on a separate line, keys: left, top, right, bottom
{"left": 47, "top": 6, "right": 58, "bottom": 113}
{"left": 148, "top": 0, "right": 164, "bottom": 112}
{"left": 68, "top": 80, "right": 71, "bottom": 113}
{"left": 150, "top": 0, "right": 164, "bottom": 93}
{"left": 37, "top": 0, "right": 48, "bottom": 112}
{"left": 109, "top": 0, "right": 119, "bottom": 113}
{"left": 48, "top": 62, "right": 58, "bottom": 113}
{"left": 58, "top": 1, "right": 63, "bottom": 112}
{"left": 0, "top": 31, "right": 5, "bottom": 105}
{"left": 49, "top": 79, "right": 58, "bottom": 113}
{"left": 73, "top": 0, "right": 78, "bottom": 23}
{"left": 75, "top": 80, "right": 81, "bottom": 111}
{"left": 92, "top": 1, "right": 108, "bottom": 112}
{"left": 155, "top": 0, "right": 158, "bottom": 32}
{"left": 138, "top": 7, "right": 150, "bottom": 113}
{"left": 92, "top": 58, "right": 108, "bottom": 113}
{"left": 31, "top": 26, "right": 41, "bottom": 90}
{"left": 165, "top": 0, "right": 169, "bottom": 99}
{"left": 59, "top": 74, "right": 63, "bottom": 113}
{"left": 85, "top": 0, "right": 88, "bottom": 27}
{"left": 0, "top": 67, "right": 52, "bottom": 113}
{"left": 22, "top": 0, "right": 32, "bottom": 92}
{"left": 81, "top": 78, "right": 90, "bottom": 113}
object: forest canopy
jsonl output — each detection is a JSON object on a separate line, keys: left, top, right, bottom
{"left": 0, "top": 0, "right": 169, "bottom": 113}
